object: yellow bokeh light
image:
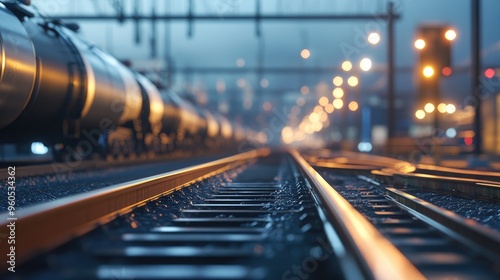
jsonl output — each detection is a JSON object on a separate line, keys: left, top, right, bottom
{"left": 333, "top": 76, "right": 343, "bottom": 86}
{"left": 312, "top": 122, "right": 323, "bottom": 132}
{"left": 319, "top": 96, "right": 329, "bottom": 106}
{"left": 282, "top": 126, "right": 293, "bottom": 136}
{"left": 445, "top": 29, "right": 457, "bottom": 41}
{"left": 348, "top": 76, "right": 359, "bottom": 87}
{"left": 342, "top": 61, "right": 353, "bottom": 71}
{"left": 348, "top": 101, "right": 359, "bottom": 111}
{"left": 415, "top": 109, "right": 426, "bottom": 119}
{"left": 332, "top": 88, "right": 344, "bottom": 99}
{"left": 314, "top": 105, "right": 324, "bottom": 113}
{"left": 325, "top": 103, "right": 334, "bottom": 113}
{"left": 424, "top": 103, "right": 435, "bottom": 113}
{"left": 299, "top": 122, "right": 306, "bottom": 130}
{"left": 319, "top": 111, "right": 328, "bottom": 122}
{"left": 295, "top": 131, "right": 305, "bottom": 141}
{"left": 437, "top": 103, "right": 447, "bottom": 113}
{"left": 301, "top": 49, "right": 311, "bottom": 59}
{"left": 368, "top": 32, "right": 381, "bottom": 45}
{"left": 281, "top": 126, "right": 294, "bottom": 144}
{"left": 300, "top": 85, "right": 310, "bottom": 95}
{"left": 414, "top": 39, "right": 426, "bottom": 50}
{"left": 360, "top": 58, "right": 372, "bottom": 71}
{"left": 309, "top": 112, "right": 320, "bottom": 123}
{"left": 305, "top": 124, "right": 313, "bottom": 134}
{"left": 446, "top": 104, "right": 456, "bottom": 114}
{"left": 423, "top": 66, "right": 435, "bottom": 78}
{"left": 333, "top": 99, "right": 344, "bottom": 109}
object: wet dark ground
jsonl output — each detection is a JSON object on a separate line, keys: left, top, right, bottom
{"left": 410, "top": 191, "right": 500, "bottom": 232}
{"left": 318, "top": 170, "right": 500, "bottom": 232}
{"left": 0, "top": 152, "right": 235, "bottom": 212}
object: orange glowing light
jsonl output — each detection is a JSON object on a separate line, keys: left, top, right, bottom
{"left": 348, "top": 101, "right": 359, "bottom": 111}
{"left": 423, "top": 66, "right": 434, "bottom": 78}
{"left": 444, "top": 29, "right": 457, "bottom": 41}
{"left": 414, "top": 39, "right": 425, "bottom": 50}
{"left": 301, "top": 49, "right": 311, "bottom": 59}
{"left": 415, "top": 110, "right": 425, "bottom": 120}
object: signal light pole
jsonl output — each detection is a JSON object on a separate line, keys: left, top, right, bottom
{"left": 415, "top": 24, "right": 454, "bottom": 139}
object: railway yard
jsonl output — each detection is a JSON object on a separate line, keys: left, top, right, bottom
{"left": 2, "top": 0, "right": 500, "bottom": 279}
{"left": 1, "top": 150, "right": 499, "bottom": 279}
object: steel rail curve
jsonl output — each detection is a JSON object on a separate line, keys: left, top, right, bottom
{"left": 290, "top": 149, "right": 425, "bottom": 280}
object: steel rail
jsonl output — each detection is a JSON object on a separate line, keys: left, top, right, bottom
{"left": 0, "top": 151, "right": 224, "bottom": 180}
{"left": 387, "top": 171, "right": 500, "bottom": 200}
{"left": 0, "top": 148, "right": 269, "bottom": 266}
{"left": 386, "top": 187, "right": 500, "bottom": 260}
{"left": 416, "top": 163, "right": 500, "bottom": 182}
{"left": 306, "top": 151, "right": 415, "bottom": 173}
{"left": 290, "top": 149, "right": 425, "bottom": 280}
{"left": 306, "top": 151, "right": 500, "bottom": 199}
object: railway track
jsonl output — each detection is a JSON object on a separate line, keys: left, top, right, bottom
{"left": 313, "top": 155, "right": 500, "bottom": 279}
{"left": 321, "top": 170, "right": 500, "bottom": 279}
{"left": 2, "top": 149, "right": 499, "bottom": 279}
{"left": 0, "top": 150, "right": 234, "bottom": 181}
{"left": 308, "top": 150, "right": 500, "bottom": 200}
{"left": 0, "top": 151, "right": 247, "bottom": 213}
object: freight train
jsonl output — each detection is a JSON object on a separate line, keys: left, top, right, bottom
{"left": 0, "top": 1, "right": 252, "bottom": 161}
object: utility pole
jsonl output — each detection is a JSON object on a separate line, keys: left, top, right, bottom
{"left": 387, "top": 2, "right": 395, "bottom": 152}
{"left": 472, "top": 0, "right": 482, "bottom": 154}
